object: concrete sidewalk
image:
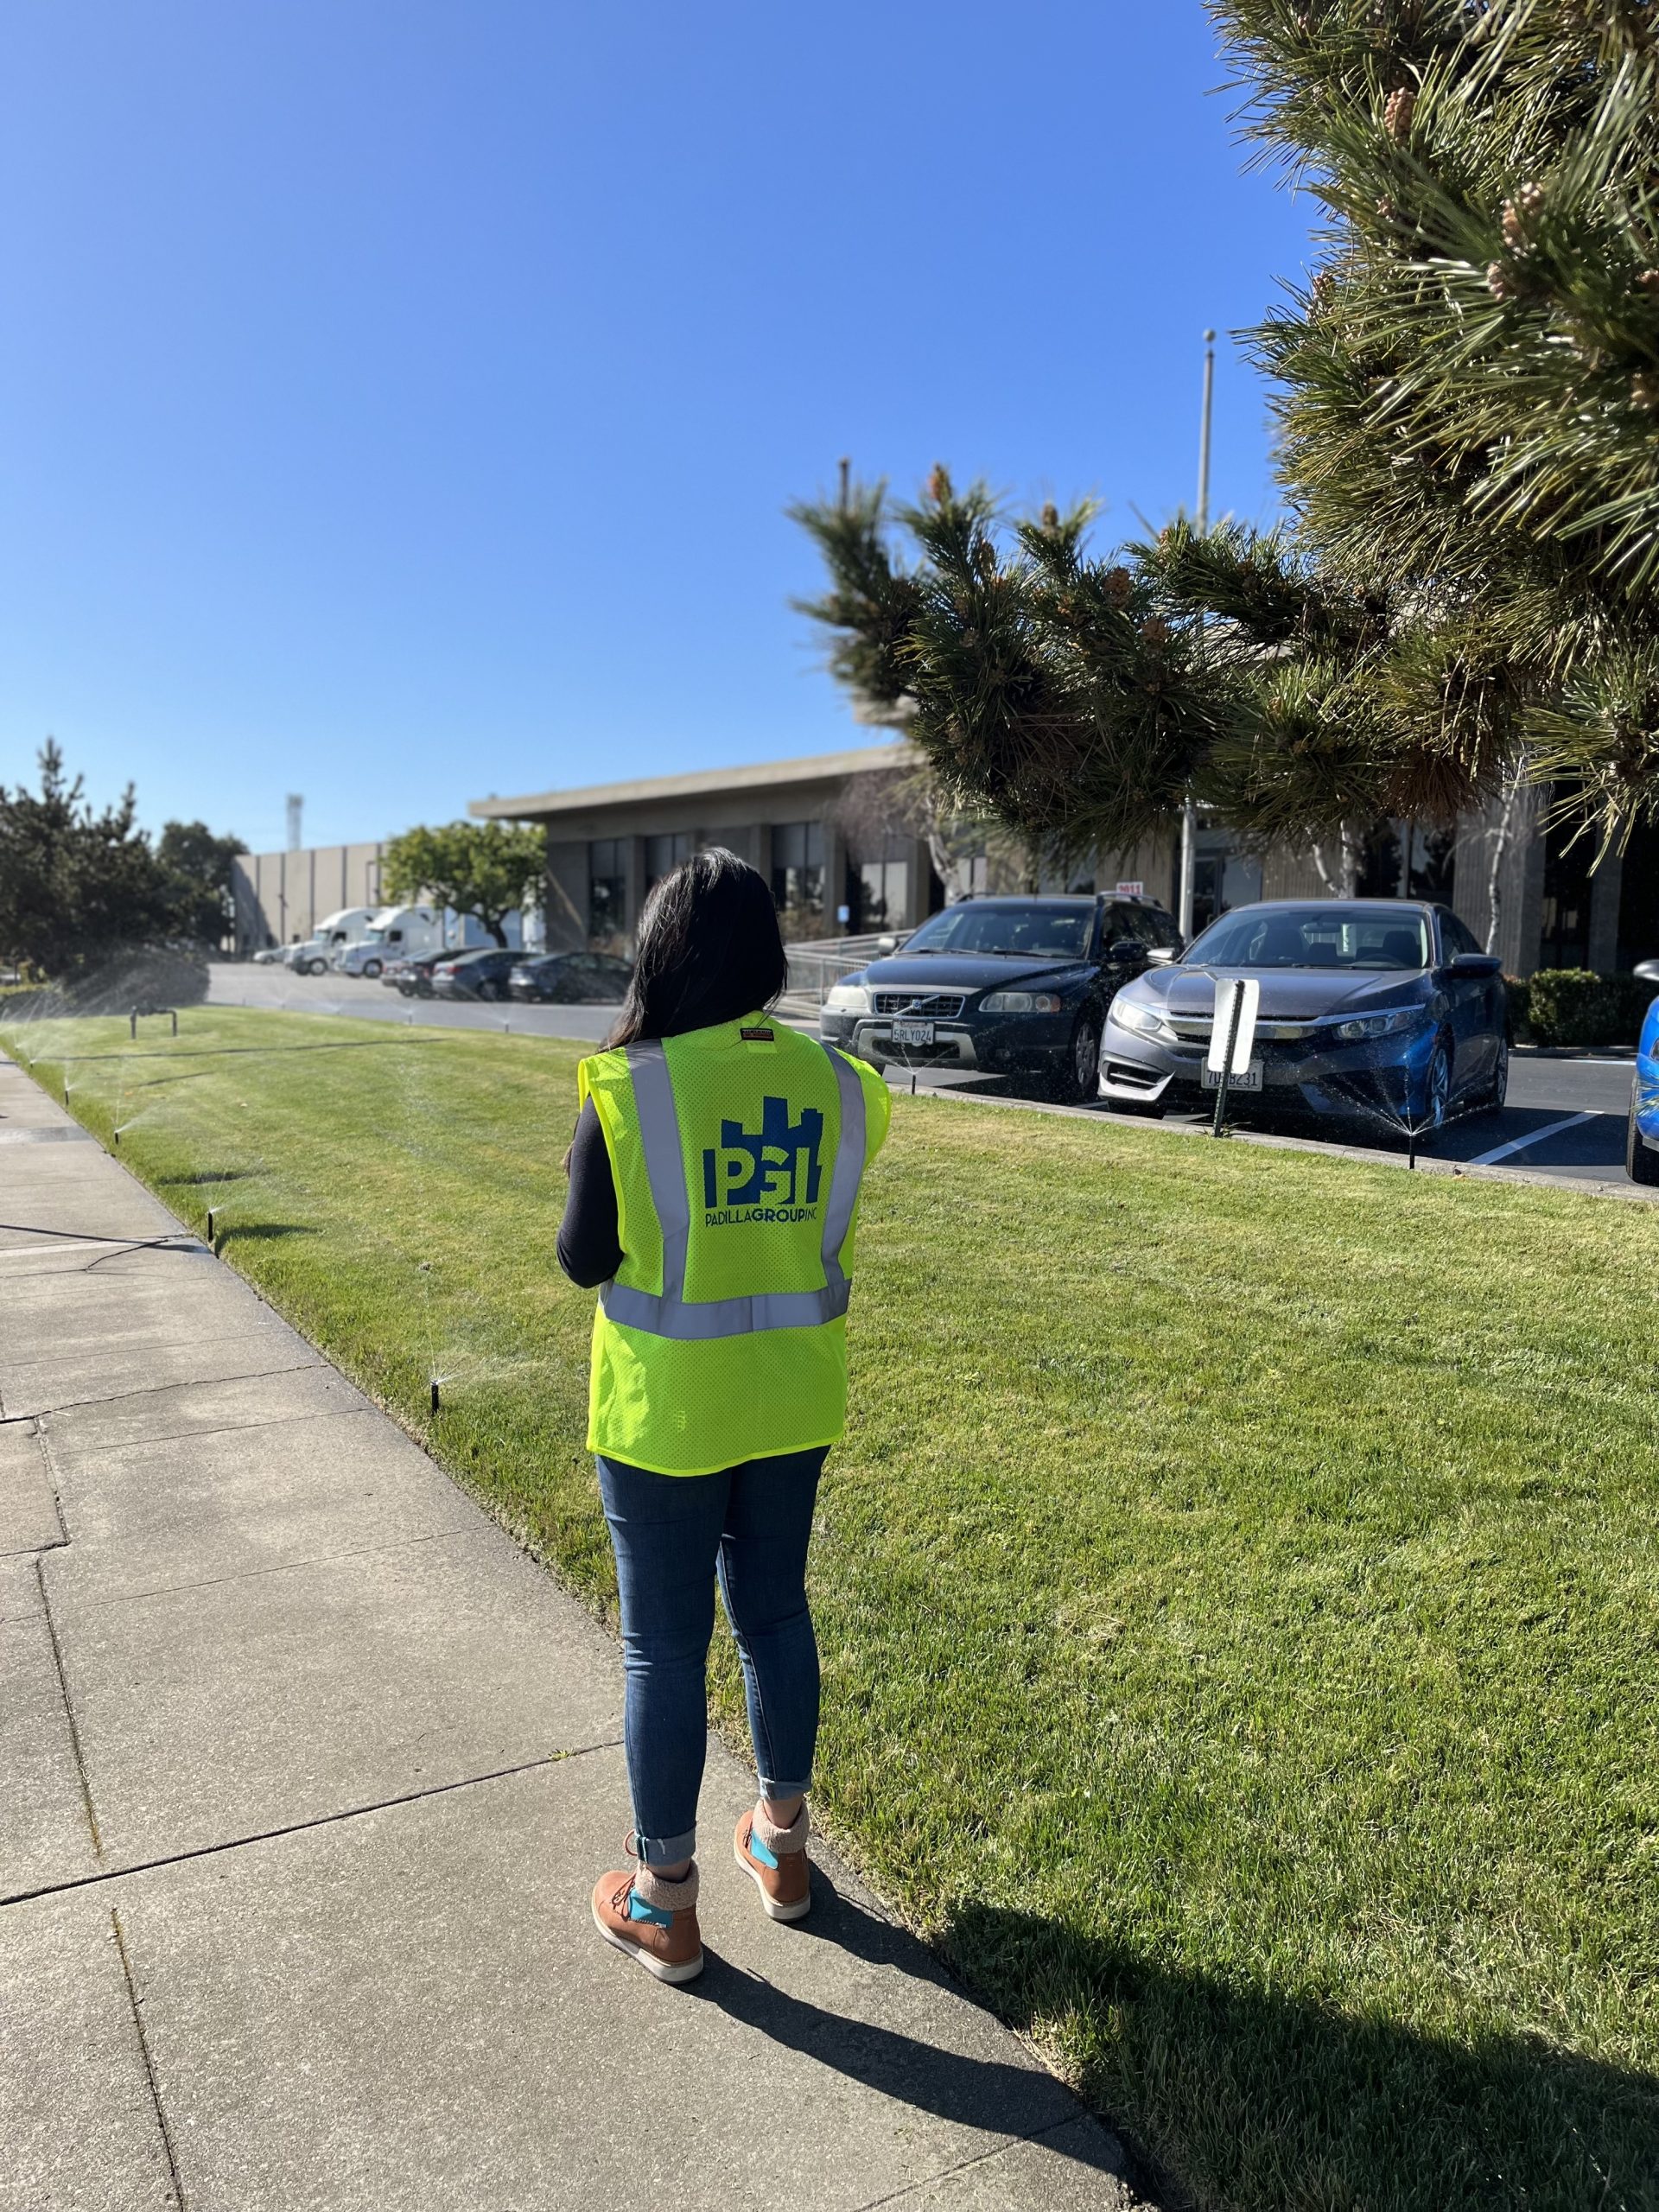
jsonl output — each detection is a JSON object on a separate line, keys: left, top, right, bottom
{"left": 0, "top": 1054, "right": 1137, "bottom": 2212}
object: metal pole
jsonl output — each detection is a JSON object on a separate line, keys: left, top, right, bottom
{"left": 1179, "top": 333, "right": 1217, "bottom": 946}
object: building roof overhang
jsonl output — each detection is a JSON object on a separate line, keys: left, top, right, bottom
{"left": 467, "top": 741, "right": 918, "bottom": 823}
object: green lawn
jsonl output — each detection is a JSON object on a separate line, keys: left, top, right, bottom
{"left": 6, "top": 1002, "right": 1656, "bottom": 2212}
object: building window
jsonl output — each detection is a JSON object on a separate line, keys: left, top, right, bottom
{"left": 772, "top": 820, "right": 824, "bottom": 934}
{"left": 589, "top": 838, "right": 627, "bottom": 943}
{"left": 849, "top": 841, "right": 910, "bottom": 931}
{"left": 644, "top": 831, "right": 691, "bottom": 896}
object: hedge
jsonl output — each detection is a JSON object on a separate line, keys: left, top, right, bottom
{"left": 1506, "top": 969, "right": 1653, "bottom": 1049}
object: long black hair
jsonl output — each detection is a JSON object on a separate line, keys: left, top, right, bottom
{"left": 607, "top": 847, "right": 788, "bottom": 1046}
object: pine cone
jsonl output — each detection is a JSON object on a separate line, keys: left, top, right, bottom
{"left": 1637, "top": 270, "right": 1659, "bottom": 294}
{"left": 1632, "top": 372, "right": 1659, "bottom": 412}
{"left": 1486, "top": 259, "right": 1521, "bottom": 302}
{"left": 1313, "top": 270, "right": 1338, "bottom": 308}
{"left": 927, "top": 464, "right": 953, "bottom": 505}
{"left": 974, "top": 538, "right": 997, "bottom": 579}
{"left": 1501, "top": 183, "right": 1544, "bottom": 251}
{"left": 1140, "top": 617, "right": 1171, "bottom": 646}
{"left": 1104, "top": 566, "right": 1134, "bottom": 607}
{"left": 1040, "top": 502, "right": 1059, "bottom": 531}
{"left": 1384, "top": 86, "right": 1415, "bottom": 140}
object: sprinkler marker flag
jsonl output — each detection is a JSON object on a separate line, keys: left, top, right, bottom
{"left": 1207, "top": 977, "right": 1261, "bottom": 1075}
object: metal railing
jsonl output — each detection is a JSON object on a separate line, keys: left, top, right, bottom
{"left": 782, "top": 934, "right": 893, "bottom": 1010}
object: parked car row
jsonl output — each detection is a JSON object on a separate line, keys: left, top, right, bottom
{"left": 821, "top": 893, "right": 1515, "bottom": 1134}
{"left": 375, "top": 947, "right": 637, "bottom": 1005}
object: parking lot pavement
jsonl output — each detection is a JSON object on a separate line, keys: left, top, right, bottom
{"left": 208, "top": 969, "right": 1640, "bottom": 1192}
{"left": 207, "top": 962, "right": 624, "bottom": 1043}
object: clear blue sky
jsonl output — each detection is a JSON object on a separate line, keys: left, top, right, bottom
{"left": 1, "top": 2, "right": 1314, "bottom": 855}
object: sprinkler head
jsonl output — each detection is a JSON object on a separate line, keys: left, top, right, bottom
{"left": 429, "top": 1379, "right": 441, "bottom": 1414}
{"left": 207, "top": 1206, "right": 217, "bottom": 1246}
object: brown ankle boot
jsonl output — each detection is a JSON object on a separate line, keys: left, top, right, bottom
{"left": 734, "top": 1802, "right": 811, "bottom": 1922}
{"left": 591, "top": 1858, "right": 703, "bottom": 1984}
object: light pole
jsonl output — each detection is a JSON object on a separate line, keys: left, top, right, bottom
{"left": 1177, "top": 329, "right": 1217, "bottom": 944}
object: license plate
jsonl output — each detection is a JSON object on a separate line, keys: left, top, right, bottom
{"left": 1203, "top": 1060, "right": 1262, "bottom": 1091}
{"left": 890, "top": 1019, "right": 935, "bottom": 1047}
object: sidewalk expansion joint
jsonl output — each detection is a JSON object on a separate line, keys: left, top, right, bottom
{"left": 65, "top": 1521, "right": 486, "bottom": 1616}
{"left": 851, "top": 2107, "right": 1130, "bottom": 2212}
{"left": 38, "top": 1402, "right": 377, "bottom": 1455}
{"left": 111, "top": 1906, "right": 188, "bottom": 2209}
{"left": 17, "top": 1355, "right": 322, "bottom": 1419}
{"left": 35, "top": 1552, "right": 105, "bottom": 1860}
{"left": 0, "top": 1738, "right": 623, "bottom": 1910}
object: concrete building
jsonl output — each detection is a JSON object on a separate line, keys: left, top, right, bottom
{"left": 468, "top": 742, "right": 1654, "bottom": 974}
{"left": 469, "top": 746, "right": 944, "bottom": 950}
{"left": 230, "top": 843, "right": 387, "bottom": 953}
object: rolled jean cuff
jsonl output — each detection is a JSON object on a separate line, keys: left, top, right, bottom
{"left": 757, "top": 1774, "right": 811, "bottom": 1802}
{"left": 632, "top": 1825, "right": 697, "bottom": 1868}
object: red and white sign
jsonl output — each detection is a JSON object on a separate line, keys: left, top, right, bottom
{"left": 1114, "top": 880, "right": 1144, "bottom": 898}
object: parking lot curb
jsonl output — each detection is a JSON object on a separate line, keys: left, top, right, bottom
{"left": 909, "top": 1082, "right": 1659, "bottom": 1204}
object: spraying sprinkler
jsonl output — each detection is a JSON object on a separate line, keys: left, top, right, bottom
{"left": 429, "top": 1378, "right": 442, "bottom": 1414}
{"left": 207, "top": 1206, "right": 217, "bottom": 1248}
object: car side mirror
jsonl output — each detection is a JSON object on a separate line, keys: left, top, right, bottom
{"left": 1448, "top": 951, "right": 1503, "bottom": 976}
{"left": 874, "top": 935, "right": 899, "bottom": 955}
{"left": 1106, "top": 938, "right": 1142, "bottom": 963}
{"left": 1145, "top": 945, "right": 1179, "bottom": 965}
{"left": 1633, "top": 958, "right": 1659, "bottom": 986}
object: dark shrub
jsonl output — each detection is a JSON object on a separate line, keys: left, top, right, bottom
{"left": 1525, "top": 969, "right": 1652, "bottom": 1049}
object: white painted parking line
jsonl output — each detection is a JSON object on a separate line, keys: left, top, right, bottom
{"left": 1467, "top": 1110, "right": 1599, "bottom": 1167}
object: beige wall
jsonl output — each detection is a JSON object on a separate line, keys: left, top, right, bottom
{"left": 230, "top": 843, "right": 386, "bottom": 952}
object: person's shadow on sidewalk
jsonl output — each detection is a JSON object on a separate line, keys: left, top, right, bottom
{"left": 689, "top": 1872, "right": 1126, "bottom": 2180}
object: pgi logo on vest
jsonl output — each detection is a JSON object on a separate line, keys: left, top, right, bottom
{"left": 702, "top": 1096, "right": 824, "bottom": 1224}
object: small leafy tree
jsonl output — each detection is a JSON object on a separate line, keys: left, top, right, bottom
{"left": 157, "top": 819, "right": 247, "bottom": 945}
{"left": 381, "top": 820, "right": 546, "bottom": 947}
{"left": 0, "top": 742, "right": 181, "bottom": 977}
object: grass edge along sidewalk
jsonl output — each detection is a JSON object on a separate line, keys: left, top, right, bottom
{"left": 4, "top": 1006, "right": 1656, "bottom": 2212}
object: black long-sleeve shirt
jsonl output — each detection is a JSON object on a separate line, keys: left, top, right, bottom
{"left": 556, "top": 1098, "right": 624, "bottom": 1287}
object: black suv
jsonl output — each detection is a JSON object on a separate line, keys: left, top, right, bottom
{"left": 818, "top": 894, "right": 1182, "bottom": 1103}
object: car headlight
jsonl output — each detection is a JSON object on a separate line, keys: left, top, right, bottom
{"left": 980, "top": 989, "right": 1065, "bottom": 1014}
{"left": 1109, "top": 996, "right": 1174, "bottom": 1040}
{"left": 824, "top": 982, "right": 871, "bottom": 1014}
{"left": 1332, "top": 1008, "right": 1421, "bottom": 1040}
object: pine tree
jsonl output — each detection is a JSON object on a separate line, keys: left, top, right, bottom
{"left": 1213, "top": 0, "right": 1659, "bottom": 833}
{"left": 791, "top": 477, "right": 1514, "bottom": 869}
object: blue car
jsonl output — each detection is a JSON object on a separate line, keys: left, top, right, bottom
{"left": 1625, "top": 959, "right": 1659, "bottom": 1184}
{"left": 1099, "top": 899, "right": 1509, "bottom": 1133}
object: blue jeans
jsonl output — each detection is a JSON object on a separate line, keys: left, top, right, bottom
{"left": 597, "top": 1446, "right": 825, "bottom": 1866}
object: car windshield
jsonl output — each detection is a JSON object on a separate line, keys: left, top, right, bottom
{"left": 900, "top": 904, "right": 1091, "bottom": 960}
{"left": 1185, "top": 906, "right": 1429, "bottom": 971}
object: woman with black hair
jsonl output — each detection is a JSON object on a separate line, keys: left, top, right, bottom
{"left": 558, "top": 848, "right": 890, "bottom": 1984}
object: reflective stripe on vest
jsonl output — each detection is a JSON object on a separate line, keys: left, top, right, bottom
{"left": 599, "top": 1036, "right": 868, "bottom": 1342}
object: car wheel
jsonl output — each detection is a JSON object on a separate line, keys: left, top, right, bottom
{"left": 1420, "top": 1034, "right": 1452, "bottom": 1134}
{"left": 1483, "top": 1030, "right": 1510, "bottom": 1113}
{"left": 1627, "top": 1088, "right": 1659, "bottom": 1185}
{"left": 361, "top": 959, "right": 382, "bottom": 979}
{"left": 1056, "top": 1014, "right": 1103, "bottom": 1105}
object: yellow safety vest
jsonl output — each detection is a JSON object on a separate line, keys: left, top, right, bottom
{"left": 576, "top": 1013, "right": 891, "bottom": 1476}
